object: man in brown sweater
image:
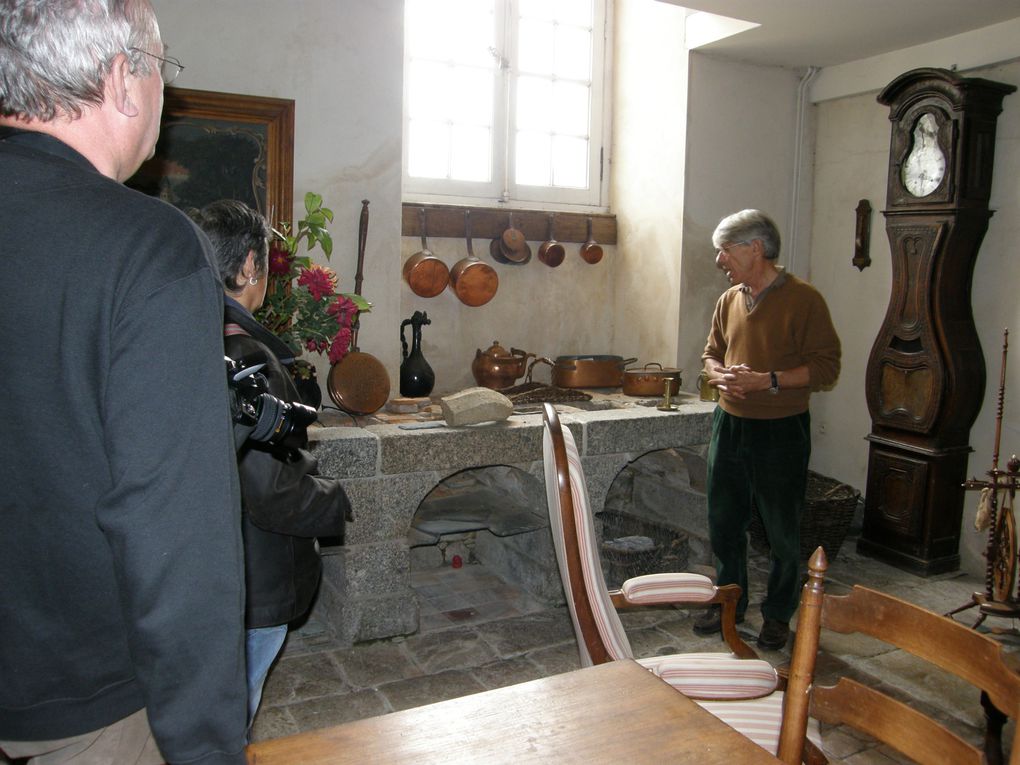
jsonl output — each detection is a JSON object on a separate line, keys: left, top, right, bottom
{"left": 694, "top": 209, "right": 840, "bottom": 650}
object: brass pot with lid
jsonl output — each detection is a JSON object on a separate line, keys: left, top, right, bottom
{"left": 472, "top": 341, "right": 534, "bottom": 390}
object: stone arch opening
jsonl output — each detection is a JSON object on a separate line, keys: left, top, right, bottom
{"left": 596, "top": 446, "right": 710, "bottom": 587}
{"left": 407, "top": 464, "right": 562, "bottom": 605}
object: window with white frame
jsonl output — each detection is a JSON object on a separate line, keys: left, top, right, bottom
{"left": 403, "top": 0, "right": 609, "bottom": 210}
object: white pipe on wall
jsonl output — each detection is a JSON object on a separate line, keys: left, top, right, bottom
{"left": 787, "top": 65, "right": 818, "bottom": 277}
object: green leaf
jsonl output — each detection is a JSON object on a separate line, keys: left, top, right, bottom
{"left": 304, "top": 192, "right": 322, "bottom": 214}
{"left": 319, "top": 231, "right": 333, "bottom": 256}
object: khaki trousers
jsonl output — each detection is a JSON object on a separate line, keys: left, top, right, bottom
{"left": 0, "top": 709, "right": 162, "bottom": 765}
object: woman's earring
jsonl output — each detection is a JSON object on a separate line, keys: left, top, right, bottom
{"left": 248, "top": 275, "right": 258, "bottom": 286}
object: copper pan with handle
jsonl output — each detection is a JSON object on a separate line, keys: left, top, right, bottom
{"left": 450, "top": 210, "right": 498, "bottom": 307}
{"left": 403, "top": 207, "right": 449, "bottom": 298}
{"left": 327, "top": 199, "right": 390, "bottom": 415}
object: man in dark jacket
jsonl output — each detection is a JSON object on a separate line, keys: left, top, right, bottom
{"left": 0, "top": 1, "right": 247, "bottom": 764}
{"left": 191, "top": 200, "right": 351, "bottom": 729}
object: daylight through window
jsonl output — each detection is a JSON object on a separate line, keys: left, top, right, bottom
{"left": 403, "top": 0, "right": 608, "bottom": 209}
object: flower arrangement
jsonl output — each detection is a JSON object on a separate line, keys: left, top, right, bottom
{"left": 256, "top": 192, "right": 371, "bottom": 364}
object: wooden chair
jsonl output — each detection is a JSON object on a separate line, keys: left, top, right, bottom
{"left": 542, "top": 403, "right": 805, "bottom": 755}
{"left": 778, "top": 547, "right": 1020, "bottom": 765}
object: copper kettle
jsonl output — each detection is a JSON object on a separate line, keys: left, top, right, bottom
{"left": 472, "top": 341, "right": 534, "bottom": 390}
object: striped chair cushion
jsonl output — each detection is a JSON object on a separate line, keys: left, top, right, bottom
{"left": 621, "top": 572, "right": 716, "bottom": 604}
{"left": 638, "top": 653, "right": 778, "bottom": 699}
{"left": 698, "top": 693, "right": 822, "bottom": 756}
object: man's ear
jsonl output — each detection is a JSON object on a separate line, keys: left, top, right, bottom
{"left": 106, "top": 53, "right": 140, "bottom": 118}
{"left": 242, "top": 250, "right": 258, "bottom": 281}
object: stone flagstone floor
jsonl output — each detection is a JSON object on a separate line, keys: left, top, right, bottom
{"left": 251, "top": 534, "right": 1019, "bottom": 764}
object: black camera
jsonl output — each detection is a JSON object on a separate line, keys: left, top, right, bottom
{"left": 227, "top": 355, "right": 317, "bottom": 452}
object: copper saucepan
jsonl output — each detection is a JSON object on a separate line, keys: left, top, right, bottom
{"left": 551, "top": 354, "right": 638, "bottom": 388}
{"left": 501, "top": 211, "right": 531, "bottom": 263}
{"left": 579, "top": 216, "right": 603, "bottom": 264}
{"left": 450, "top": 210, "right": 498, "bottom": 307}
{"left": 537, "top": 213, "right": 565, "bottom": 268}
{"left": 403, "top": 207, "right": 449, "bottom": 298}
{"left": 622, "top": 362, "right": 683, "bottom": 397}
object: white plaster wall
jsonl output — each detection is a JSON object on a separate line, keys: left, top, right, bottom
{"left": 678, "top": 55, "right": 803, "bottom": 386}
{"left": 808, "top": 59, "right": 1020, "bottom": 575}
{"left": 151, "top": 0, "right": 405, "bottom": 385}
{"left": 609, "top": 0, "right": 688, "bottom": 377}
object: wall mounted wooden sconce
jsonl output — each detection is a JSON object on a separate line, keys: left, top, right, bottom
{"left": 853, "top": 199, "right": 872, "bottom": 271}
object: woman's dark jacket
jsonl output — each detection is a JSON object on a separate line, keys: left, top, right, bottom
{"left": 224, "top": 299, "right": 350, "bottom": 628}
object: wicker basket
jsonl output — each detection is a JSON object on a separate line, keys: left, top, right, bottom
{"left": 598, "top": 511, "right": 690, "bottom": 588}
{"left": 748, "top": 471, "right": 860, "bottom": 561}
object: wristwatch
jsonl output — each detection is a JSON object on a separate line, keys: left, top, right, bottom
{"left": 768, "top": 371, "right": 780, "bottom": 395}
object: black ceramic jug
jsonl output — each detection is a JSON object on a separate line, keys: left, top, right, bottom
{"left": 399, "top": 310, "right": 435, "bottom": 397}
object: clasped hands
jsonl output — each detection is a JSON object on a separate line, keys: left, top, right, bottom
{"left": 706, "top": 363, "right": 769, "bottom": 399}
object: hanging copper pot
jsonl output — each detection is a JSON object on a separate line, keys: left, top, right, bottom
{"left": 403, "top": 207, "right": 449, "bottom": 298}
{"left": 449, "top": 210, "right": 498, "bottom": 307}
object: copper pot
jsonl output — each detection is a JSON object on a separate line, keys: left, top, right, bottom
{"left": 537, "top": 213, "right": 565, "bottom": 268}
{"left": 472, "top": 341, "right": 534, "bottom": 389}
{"left": 622, "top": 362, "right": 683, "bottom": 397}
{"left": 450, "top": 210, "right": 498, "bottom": 307}
{"left": 403, "top": 207, "right": 449, "bottom": 298}
{"left": 579, "top": 216, "right": 603, "bottom": 264}
{"left": 552, "top": 355, "right": 637, "bottom": 388}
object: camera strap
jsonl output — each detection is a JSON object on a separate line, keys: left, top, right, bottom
{"left": 224, "top": 322, "right": 251, "bottom": 337}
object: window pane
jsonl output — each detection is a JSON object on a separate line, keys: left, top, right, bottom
{"left": 518, "top": 18, "right": 553, "bottom": 75}
{"left": 520, "top": 0, "right": 592, "bottom": 27}
{"left": 408, "top": 60, "right": 453, "bottom": 121}
{"left": 451, "top": 124, "right": 492, "bottom": 182}
{"left": 552, "top": 81, "right": 590, "bottom": 136}
{"left": 516, "top": 131, "right": 552, "bottom": 186}
{"left": 408, "top": 120, "right": 450, "bottom": 179}
{"left": 555, "top": 24, "right": 591, "bottom": 81}
{"left": 552, "top": 134, "right": 588, "bottom": 188}
{"left": 516, "top": 75, "right": 552, "bottom": 132}
{"left": 449, "top": 67, "right": 496, "bottom": 126}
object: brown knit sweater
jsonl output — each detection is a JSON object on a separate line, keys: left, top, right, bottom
{"left": 702, "top": 273, "right": 840, "bottom": 419}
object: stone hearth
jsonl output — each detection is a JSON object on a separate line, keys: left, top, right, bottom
{"left": 307, "top": 397, "right": 714, "bottom": 647}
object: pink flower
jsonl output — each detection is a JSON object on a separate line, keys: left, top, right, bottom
{"left": 328, "top": 327, "right": 353, "bottom": 364}
{"left": 297, "top": 265, "right": 337, "bottom": 302}
{"left": 268, "top": 242, "right": 293, "bottom": 275}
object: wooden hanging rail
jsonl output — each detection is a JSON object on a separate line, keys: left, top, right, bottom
{"left": 401, "top": 203, "right": 617, "bottom": 245}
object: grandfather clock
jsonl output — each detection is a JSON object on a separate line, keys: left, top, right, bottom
{"left": 859, "top": 68, "right": 1015, "bottom": 575}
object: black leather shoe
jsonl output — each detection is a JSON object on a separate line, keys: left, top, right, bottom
{"left": 692, "top": 605, "right": 744, "bottom": 636}
{"left": 757, "top": 618, "right": 790, "bottom": 650}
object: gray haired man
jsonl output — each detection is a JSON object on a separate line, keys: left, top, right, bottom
{"left": 0, "top": 2, "right": 247, "bottom": 763}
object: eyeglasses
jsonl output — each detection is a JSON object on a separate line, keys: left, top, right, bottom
{"left": 129, "top": 47, "right": 185, "bottom": 85}
{"left": 716, "top": 240, "right": 749, "bottom": 257}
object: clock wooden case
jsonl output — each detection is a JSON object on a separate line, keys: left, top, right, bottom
{"left": 859, "top": 68, "right": 1014, "bottom": 575}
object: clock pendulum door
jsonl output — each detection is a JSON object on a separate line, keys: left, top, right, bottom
{"left": 859, "top": 68, "right": 1015, "bottom": 576}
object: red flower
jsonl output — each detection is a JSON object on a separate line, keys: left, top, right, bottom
{"left": 327, "top": 295, "right": 358, "bottom": 326}
{"left": 328, "top": 327, "right": 353, "bottom": 364}
{"left": 268, "top": 242, "right": 293, "bottom": 275}
{"left": 297, "top": 265, "right": 337, "bottom": 302}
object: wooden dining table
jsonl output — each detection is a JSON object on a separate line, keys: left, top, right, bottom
{"left": 246, "top": 659, "right": 780, "bottom": 764}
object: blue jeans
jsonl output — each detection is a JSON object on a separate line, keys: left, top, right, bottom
{"left": 246, "top": 624, "right": 288, "bottom": 728}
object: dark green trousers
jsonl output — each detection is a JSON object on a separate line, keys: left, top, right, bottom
{"left": 706, "top": 407, "right": 810, "bottom": 622}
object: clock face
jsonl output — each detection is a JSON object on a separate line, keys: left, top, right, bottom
{"left": 902, "top": 112, "right": 946, "bottom": 197}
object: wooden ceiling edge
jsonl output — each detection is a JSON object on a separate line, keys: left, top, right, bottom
{"left": 401, "top": 202, "right": 618, "bottom": 245}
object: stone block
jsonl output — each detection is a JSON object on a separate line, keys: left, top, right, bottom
{"left": 371, "top": 420, "right": 544, "bottom": 475}
{"left": 473, "top": 527, "right": 563, "bottom": 605}
{"left": 440, "top": 387, "right": 513, "bottom": 426}
{"left": 581, "top": 407, "right": 712, "bottom": 455}
{"left": 309, "top": 427, "right": 378, "bottom": 479}
{"left": 341, "top": 472, "right": 438, "bottom": 545}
